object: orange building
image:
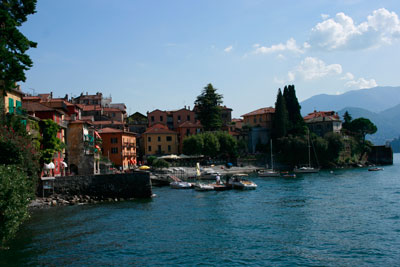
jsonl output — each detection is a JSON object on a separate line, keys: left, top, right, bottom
{"left": 143, "top": 123, "right": 178, "bottom": 156}
{"left": 242, "top": 107, "right": 275, "bottom": 129}
{"left": 98, "top": 127, "right": 137, "bottom": 170}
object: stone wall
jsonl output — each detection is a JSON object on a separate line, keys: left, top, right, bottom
{"left": 53, "top": 171, "right": 152, "bottom": 198}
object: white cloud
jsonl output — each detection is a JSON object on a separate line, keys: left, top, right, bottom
{"left": 224, "top": 45, "right": 233, "bottom": 53}
{"left": 253, "top": 38, "right": 306, "bottom": 54}
{"left": 293, "top": 57, "right": 342, "bottom": 80}
{"left": 341, "top": 72, "right": 355, "bottom": 80}
{"left": 345, "top": 77, "right": 377, "bottom": 89}
{"left": 309, "top": 8, "right": 400, "bottom": 50}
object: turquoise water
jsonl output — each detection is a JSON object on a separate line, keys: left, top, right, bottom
{"left": 2, "top": 155, "right": 400, "bottom": 266}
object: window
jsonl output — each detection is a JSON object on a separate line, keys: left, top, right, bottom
{"left": 158, "top": 145, "right": 161, "bottom": 151}
{"left": 151, "top": 116, "right": 155, "bottom": 122}
{"left": 16, "top": 100, "right": 21, "bottom": 115}
{"left": 178, "top": 115, "right": 181, "bottom": 121}
{"left": 259, "top": 117, "right": 262, "bottom": 122}
{"left": 148, "top": 136, "right": 151, "bottom": 142}
{"left": 112, "top": 112, "right": 115, "bottom": 117}
{"left": 111, "top": 147, "right": 118, "bottom": 154}
{"left": 148, "top": 146, "right": 152, "bottom": 152}
{"left": 186, "top": 129, "right": 190, "bottom": 136}
{"left": 187, "top": 115, "right": 190, "bottom": 121}
{"left": 166, "top": 136, "right": 172, "bottom": 141}
{"left": 8, "top": 98, "right": 14, "bottom": 114}
{"left": 160, "top": 116, "right": 163, "bottom": 121}
{"left": 158, "top": 136, "right": 161, "bottom": 142}
{"left": 111, "top": 137, "right": 118, "bottom": 144}
{"left": 253, "top": 118, "right": 257, "bottom": 123}
{"left": 168, "top": 145, "right": 171, "bottom": 152}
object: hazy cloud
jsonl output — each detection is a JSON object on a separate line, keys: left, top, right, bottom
{"left": 224, "top": 45, "right": 233, "bottom": 53}
{"left": 309, "top": 8, "right": 400, "bottom": 50}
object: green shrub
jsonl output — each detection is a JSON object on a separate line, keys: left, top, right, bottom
{"left": 0, "top": 165, "right": 34, "bottom": 248}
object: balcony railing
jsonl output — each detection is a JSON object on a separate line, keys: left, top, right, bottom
{"left": 123, "top": 151, "right": 136, "bottom": 157}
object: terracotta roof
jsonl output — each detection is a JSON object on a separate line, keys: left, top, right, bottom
{"left": 241, "top": 107, "right": 275, "bottom": 117}
{"left": 98, "top": 127, "right": 123, "bottom": 134}
{"left": 22, "top": 102, "right": 58, "bottom": 112}
{"left": 98, "top": 127, "right": 137, "bottom": 136}
{"left": 103, "top": 107, "right": 122, "bottom": 112}
{"left": 303, "top": 111, "right": 340, "bottom": 121}
{"left": 91, "top": 120, "right": 124, "bottom": 125}
{"left": 81, "top": 116, "right": 94, "bottom": 121}
{"left": 23, "top": 96, "right": 41, "bottom": 101}
{"left": 144, "top": 123, "right": 177, "bottom": 134}
{"left": 232, "top": 118, "right": 243, "bottom": 122}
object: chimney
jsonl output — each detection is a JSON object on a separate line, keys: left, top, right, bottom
{"left": 50, "top": 92, "right": 53, "bottom": 99}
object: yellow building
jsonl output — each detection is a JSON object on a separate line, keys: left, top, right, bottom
{"left": 1, "top": 85, "right": 24, "bottom": 114}
{"left": 143, "top": 123, "right": 178, "bottom": 156}
{"left": 242, "top": 107, "right": 275, "bottom": 129}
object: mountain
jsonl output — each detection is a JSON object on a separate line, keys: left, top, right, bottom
{"left": 338, "top": 106, "right": 400, "bottom": 145}
{"left": 301, "top": 86, "right": 400, "bottom": 115}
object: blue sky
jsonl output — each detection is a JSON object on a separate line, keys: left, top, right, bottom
{"left": 20, "top": 0, "right": 400, "bottom": 117}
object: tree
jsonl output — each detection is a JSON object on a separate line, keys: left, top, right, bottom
{"left": 194, "top": 83, "right": 223, "bottom": 131}
{"left": 272, "top": 89, "right": 289, "bottom": 139}
{"left": 182, "top": 135, "right": 203, "bottom": 155}
{"left": 151, "top": 158, "right": 170, "bottom": 169}
{"left": 216, "top": 131, "right": 237, "bottom": 160}
{"left": 0, "top": 0, "right": 37, "bottom": 94}
{"left": 342, "top": 111, "right": 352, "bottom": 130}
{"left": 202, "top": 132, "right": 220, "bottom": 158}
{"left": 349, "top": 118, "right": 377, "bottom": 143}
{"left": 283, "top": 85, "right": 305, "bottom": 135}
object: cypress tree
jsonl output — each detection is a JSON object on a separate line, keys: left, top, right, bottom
{"left": 273, "top": 89, "right": 289, "bottom": 139}
{"left": 283, "top": 85, "right": 305, "bottom": 135}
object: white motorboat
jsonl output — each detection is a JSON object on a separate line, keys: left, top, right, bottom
{"left": 170, "top": 181, "right": 192, "bottom": 189}
{"left": 194, "top": 183, "right": 214, "bottom": 191}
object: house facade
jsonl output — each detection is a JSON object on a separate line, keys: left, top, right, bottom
{"left": 98, "top": 127, "right": 137, "bottom": 170}
{"left": 143, "top": 124, "right": 178, "bottom": 156}
{"left": 2, "top": 86, "right": 24, "bottom": 114}
{"left": 304, "top": 110, "right": 342, "bottom": 137}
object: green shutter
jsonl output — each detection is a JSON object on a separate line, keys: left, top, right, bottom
{"left": 16, "top": 100, "right": 22, "bottom": 115}
{"left": 8, "top": 98, "right": 14, "bottom": 114}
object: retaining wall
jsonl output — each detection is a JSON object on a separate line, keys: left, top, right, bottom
{"left": 52, "top": 171, "right": 152, "bottom": 198}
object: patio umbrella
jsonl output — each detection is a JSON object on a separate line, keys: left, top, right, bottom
{"left": 139, "top": 165, "right": 151, "bottom": 170}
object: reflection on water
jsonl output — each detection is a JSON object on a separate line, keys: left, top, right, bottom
{"left": 1, "top": 154, "right": 400, "bottom": 266}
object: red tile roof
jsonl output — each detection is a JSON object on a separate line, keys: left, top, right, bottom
{"left": 82, "top": 105, "right": 102, "bottom": 111}
{"left": 241, "top": 107, "right": 275, "bottom": 117}
{"left": 144, "top": 123, "right": 177, "bottom": 134}
{"left": 22, "top": 102, "right": 60, "bottom": 113}
{"left": 303, "top": 111, "right": 340, "bottom": 121}
{"left": 91, "top": 120, "right": 124, "bottom": 125}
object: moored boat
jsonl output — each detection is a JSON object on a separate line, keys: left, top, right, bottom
{"left": 170, "top": 181, "right": 193, "bottom": 189}
{"left": 194, "top": 183, "right": 214, "bottom": 191}
{"left": 228, "top": 174, "right": 257, "bottom": 190}
{"left": 258, "top": 169, "right": 280, "bottom": 177}
{"left": 368, "top": 167, "right": 384, "bottom": 171}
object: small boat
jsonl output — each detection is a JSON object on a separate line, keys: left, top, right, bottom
{"left": 212, "top": 183, "right": 231, "bottom": 191}
{"left": 228, "top": 174, "right": 257, "bottom": 190}
{"left": 293, "top": 166, "right": 319, "bottom": 173}
{"left": 368, "top": 167, "right": 383, "bottom": 171}
{"left": 282, "top": 173, "right": 296, "bottom": 178}
{"left": 258, "top": 169, "right": 280, "bottom": 177}
{"left": 199, "top": 169, "right": 221, "bottom": 180}
{"left": 170, "top": 181, "right": 193, "bottom": 189}
{"left": 194, "top": 183, "right": 214, "bottom": 191}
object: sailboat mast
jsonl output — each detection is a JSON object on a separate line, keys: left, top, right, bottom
{"left": 270, "top": 139, "right": 274, "bottom": 170}
{"left": 308, "top": 129, "right": 311, "bottom": 168}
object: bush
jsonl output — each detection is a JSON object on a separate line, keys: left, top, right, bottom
{"left": 0, "top": 165, "right": 34, "bottom": 248}
{"left": 152, "top": 159, "right": 170, "bottom": 169}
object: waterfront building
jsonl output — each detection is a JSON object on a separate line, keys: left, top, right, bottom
{"left": 22, "top": 101, "right": 67, "bottom": 176}
{"left": 67, "top": 121, "right": 101, "bottom": 175}
{"left": 241, "top": 107, "right": 275, "bottom": 153}
{"left": 98, "top": 127, "right": 137, "bottom": 170}
{"left": 147, "top": 107, "right": 196, "bottom": 130}
{"left": 143, "top": 123, "right": 178, "bottom": 156}
{"left": 304, "top": 110, "right": 342, "bottom": 137}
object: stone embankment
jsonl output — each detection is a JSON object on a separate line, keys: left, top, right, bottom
{"left": 29, "top": 194, "right": 139, "bottom": 208}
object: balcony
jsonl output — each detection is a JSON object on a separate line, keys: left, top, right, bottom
{"left": 123, "top": 151, "right": 136, "bottom": 157}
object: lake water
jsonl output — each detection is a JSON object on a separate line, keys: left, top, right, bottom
{"left": 2, "top": 154, "right": 400, "bottom": 266}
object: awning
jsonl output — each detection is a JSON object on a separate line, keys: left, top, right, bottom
{"left": 94, "top": 131, "right": 102, "bottom": 140}
{"left": 44, "top": 162, "right": 55, "bottom": 169}
{"left": 61, "top": 161, "right": 68, "bottom": 167}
